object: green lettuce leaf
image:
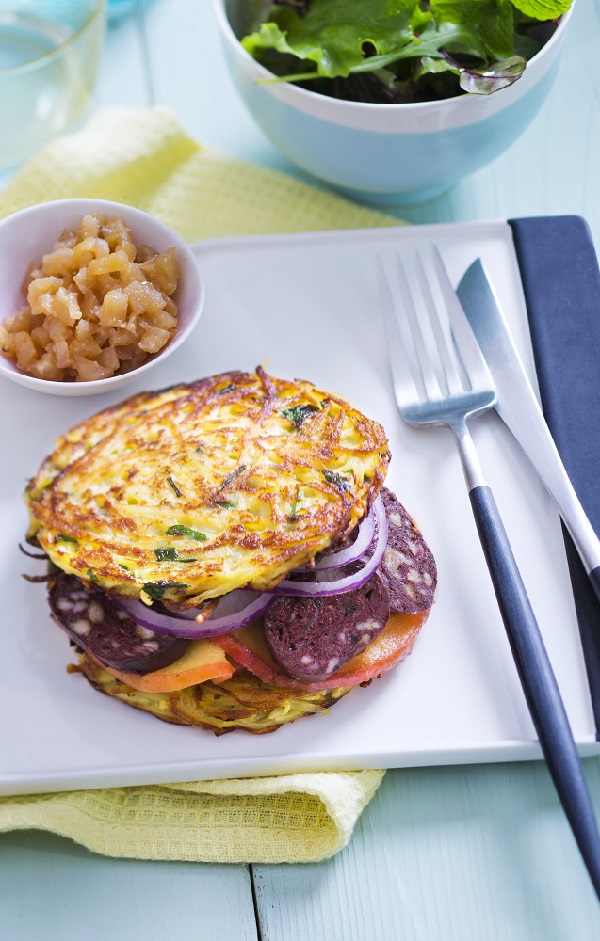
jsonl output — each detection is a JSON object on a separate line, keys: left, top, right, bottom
{"left": 241, "top": 0, "right": 571, "bottom": 97}
{"left": 431, "top": 0, "right": 515, "bottom": 58}
{"left": 511, "top": 0, "right": 572, "bottom": 17}
{"left": 242, "top": 0, "right": 420, "bottom": 79}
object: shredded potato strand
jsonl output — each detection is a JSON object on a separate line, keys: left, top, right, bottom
{"left": 26, "top": 369, "right": 390, "bottom": 604}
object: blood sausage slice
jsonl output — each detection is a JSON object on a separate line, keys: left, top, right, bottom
{"left": 263, "top": 573, "right": 390, "bottom": 682}
{"left": 49, "top": 572, "right": 189, "bottom": 674}
{"left": 377, "top": 488, "right": 437, "bottom": 614}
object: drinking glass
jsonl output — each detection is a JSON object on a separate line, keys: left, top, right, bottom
{"left": 0, "top": 0, "right": 105, "bottom": 169}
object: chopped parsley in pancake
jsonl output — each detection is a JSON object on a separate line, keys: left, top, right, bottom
{"left": 26, "top": 368, "right": 390, "bottom": 606}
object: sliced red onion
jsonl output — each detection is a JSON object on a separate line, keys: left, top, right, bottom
{"left": 313, "top": 504, "right": 376, "bottom": 570}
{"left": 269, "top": 496, "right": 388, "bottom": 597}
{"left": 173, "top": 601, "right": 216, "bottom": 621}
{"left": 117, "top": 590, "right": 275, "bottom": 639}
{"left": 115, "top": 496, "right": 387, "bottom": 634}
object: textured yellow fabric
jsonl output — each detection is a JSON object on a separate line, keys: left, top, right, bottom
{"left": 0, "top": 106, "right": 393, "bottom": 863}
{"left": 0, "top": 106, "right": 398, "bottom": 237}
{"left": 0, "top": 772, "right": 384, "bottom": 863}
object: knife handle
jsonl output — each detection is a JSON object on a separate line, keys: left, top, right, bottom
{"left": 469, "top": 484, "right": 600, "bottom": 899}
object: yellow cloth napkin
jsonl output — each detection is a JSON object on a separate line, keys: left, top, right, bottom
{"left": 0, "top": 774, "right": 383, "bottom": 864}
{"left": 0, "top": 106, "right": 394, "bottom": 864}
{"left": 0, "top": 106, "right": 396, "bottom": 237}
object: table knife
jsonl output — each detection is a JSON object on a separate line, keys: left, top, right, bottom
{"left": 456, "top": 259, "right": 600, "bottom": 605}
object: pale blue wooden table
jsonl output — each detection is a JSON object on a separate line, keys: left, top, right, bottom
{"left": 2, "top": 2, "right": 600, "bottom": 938}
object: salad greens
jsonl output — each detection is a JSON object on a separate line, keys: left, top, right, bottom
{"left": 241, "top": 0, "right": 573, "bottom": 102}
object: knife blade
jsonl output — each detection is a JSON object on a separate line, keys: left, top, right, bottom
{"left": 456, "top": 259, "right": 600, "bottom": 604}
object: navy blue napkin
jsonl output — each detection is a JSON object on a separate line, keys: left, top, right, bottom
{"left": 509, "top": 215, "right": 600, "bottom": 737}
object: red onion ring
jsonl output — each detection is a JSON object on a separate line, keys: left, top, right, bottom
{"left": 313, "top": 504, "right": 376, "bottom": 570}
{"left": 116, "top": 496, "right": 387, "bottom": 634}
{"left": 268, "top": 496, "right": 388, "bottom": 597}
{"left": 117, "top": 590, "right": 275, "bottom": 639}
{"left": 173, "top": 601, "right": 217, "bottom": 621}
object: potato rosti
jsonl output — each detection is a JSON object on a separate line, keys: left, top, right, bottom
{"left": 26, "top": 367, "right": 390, "bottom": 606}
{"left": 26, "top": 368, "right": 436, "bottom": 734}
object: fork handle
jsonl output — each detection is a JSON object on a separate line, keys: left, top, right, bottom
{"left": 470, "top": 484, "right": 600, "bottom": 899}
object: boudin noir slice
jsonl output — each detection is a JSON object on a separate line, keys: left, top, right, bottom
{"left": 263, "top": 573, "right": 390, "bottom": 682}
{"left": 377, "top": 487, "right": 437, "bottom": 614}
{"left": 49, "top": 572, "right": 190, "bottom": 674}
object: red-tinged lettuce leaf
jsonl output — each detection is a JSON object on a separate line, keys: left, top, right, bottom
{"left": 459, "top": 54, "right": 527, "bottom": 93}
{"left": 416, "top": 49, "right": 527, "bottom": 94}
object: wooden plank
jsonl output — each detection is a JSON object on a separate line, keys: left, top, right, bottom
{"left": 3, "top": 3, "right": 600, "bottom": 941}
{"left": 94, "top": 8, "right": 150, "bottom": 108}
{"left": 140, "top": 0, "right": 292, "bottom": 169}
{"left": 0, "top": 831, "right": 258, "bottom": 941}
{"left": 399, "top": 0, "right": 600, "bottom": 245}
{"left": 254, "top": 760, "right": 600, "bottom": 941}
{"left": 134, "top": 0, "right": 600, "bottom": 248}
{"left": 0, "top": 11, "right": 259, "bottom": 940}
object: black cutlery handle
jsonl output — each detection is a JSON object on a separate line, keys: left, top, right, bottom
{"left": 469, "top": 484, "right": 600, "bottom": 899}
{"left": 591, "top": 567, "right": 600, "bottom": 607}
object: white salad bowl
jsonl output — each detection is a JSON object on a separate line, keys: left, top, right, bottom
{"left": 211, "top": 0, "right": 574, "bottom": 204}
{"left": 0, "top": 198, "right": 204, "bottom": 396}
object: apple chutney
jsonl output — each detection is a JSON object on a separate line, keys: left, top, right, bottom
{"left": 0, "top": 212, "right": 179, "bottom": 382}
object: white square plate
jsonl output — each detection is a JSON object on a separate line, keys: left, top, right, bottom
{"left": 1, "top": 220, "right": 598, "bottom": 796}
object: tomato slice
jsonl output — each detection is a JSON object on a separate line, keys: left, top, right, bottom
{"left": 213, "top": 611, "right": 429, "bottom": 693}
{"left": 100, "top": 639, "right": 234, "bottom": 693}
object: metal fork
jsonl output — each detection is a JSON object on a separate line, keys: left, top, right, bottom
{"left": 378, "top": 244, "right": 600, "bottom": 900}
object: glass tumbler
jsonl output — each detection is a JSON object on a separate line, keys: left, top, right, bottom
{"left": 0, "top": 0, "right": 105, "bottom": 170}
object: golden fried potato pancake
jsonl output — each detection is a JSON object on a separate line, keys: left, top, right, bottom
{"left": 76, "top": 656, "right": 352, "bottom": 734}
{"left": 26, "top": 368, "right": 389, "bottom": 605}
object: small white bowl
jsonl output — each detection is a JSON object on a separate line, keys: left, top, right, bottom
{"left": 0, "top": 199, "right": 204, "bottom": 396}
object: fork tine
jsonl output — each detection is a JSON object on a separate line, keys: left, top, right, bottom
{"left": 376, "top": 257, "right": 421, "bottom": 409}
{"left": 394, "top": 251, "right": 444, "bottom": 402}
{"left": 378, "top": 245, "right": 495, "bottom": 421}
{"left": 378, "top": 247, "right": 600, "bottom": 899}
{"left": 429, "top": 244, "right": 495, "bottom": 394}
{"left": 413, "top": 248, "right": 464, "bottom": 398}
